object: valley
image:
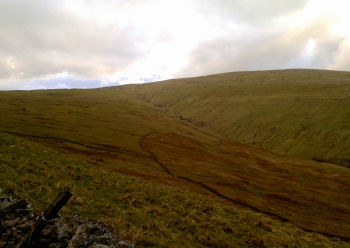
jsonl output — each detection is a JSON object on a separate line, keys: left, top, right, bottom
{"left": 1, "top": 69, "right": 350, "bottom": 247}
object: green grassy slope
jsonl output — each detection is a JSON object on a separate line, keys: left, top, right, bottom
{"left": 0, "top": 89, "right": 216, "bottom": 175}
{"left": 1, "top": 69, "right": 350, "bottom": 240}
{"left": 119, "top": 69, "right": 350, "bottom": 166}
{"left": 0, "top": 89, "right": 215, "bottom": 153}
{"left": 1, "top": 132, "right": 349, "bottom": 248}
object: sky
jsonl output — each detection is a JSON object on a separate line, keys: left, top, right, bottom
{"left": 1, "top": 0, "right": 350, "bottom": 90}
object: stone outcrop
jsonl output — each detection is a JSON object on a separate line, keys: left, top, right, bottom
{"left": 0, "top": 194, "right": 133, "bottom": 248}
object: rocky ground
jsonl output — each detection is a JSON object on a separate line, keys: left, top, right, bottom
{"left": 0, "top": 192, "right": 133, "bottom": 248}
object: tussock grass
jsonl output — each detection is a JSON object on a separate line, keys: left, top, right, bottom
{"left": 1, "top": 132, "right": 349, "bottom": 248}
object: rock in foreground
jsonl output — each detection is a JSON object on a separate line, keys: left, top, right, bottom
{"left": 0, "top": 195, "right": 133, "bottom": 248}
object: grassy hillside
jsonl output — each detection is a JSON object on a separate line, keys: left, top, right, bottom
{"left": 1, "top": 69, "right": 350, "bottom": 241}
{"left": 0, "top": 89, "right": 216, "bottom": 176}
{"left": 119, "top": 69, "right": 350, "bottom": 167}
{"left": 1, "top": 132, "right": 349, "bottom": 248}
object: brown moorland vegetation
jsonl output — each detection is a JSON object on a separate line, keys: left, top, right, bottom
{"left": 1, "top": 69, "right": 350, "bottom": 243}
{"left": 1, "top": 132, "right": 349, "bottom": 247}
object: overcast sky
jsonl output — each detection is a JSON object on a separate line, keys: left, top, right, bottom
{"left": 1, "top": 0, "right": 350, "bottom": 90}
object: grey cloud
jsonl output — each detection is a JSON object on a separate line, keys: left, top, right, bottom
{"left": 328, "top": 37, "right": 350, "bottom": 70}
{"left": 178, "top": 18, "right": 347, "bottom": 77}
{"left": 1, "top": 0, "right": 349, "bottom": 90}
{"left": 195, "top": 0, "right": 310, "bottom": 25}
{"left": 0, "top": 0, "right": 144, "bottom": 82}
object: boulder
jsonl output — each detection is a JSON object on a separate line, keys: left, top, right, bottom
{"left": 0, "top": 195, "right": 133, "bottom": 248}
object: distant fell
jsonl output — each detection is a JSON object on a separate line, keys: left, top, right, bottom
{"left": 120, "top": 69, "right": 350, "bottom": 167}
